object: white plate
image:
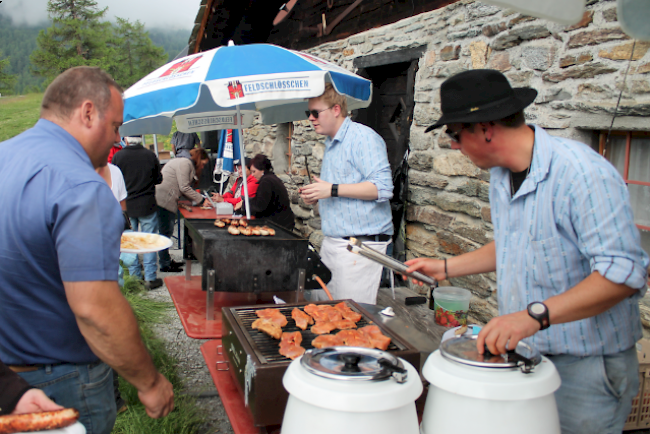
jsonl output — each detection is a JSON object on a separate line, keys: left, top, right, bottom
{"left": 16, "top": 421, "right": 86, "bottom": 434}
{"left": 120, "top": 232, "right": 173, "bottom": 253}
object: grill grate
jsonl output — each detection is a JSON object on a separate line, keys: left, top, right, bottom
{"left": 232, "top": 302, "right": 406, "bottom": 364}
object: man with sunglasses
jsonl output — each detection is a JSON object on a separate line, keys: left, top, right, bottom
{"left": 300, "top": 83, "right": 394, "bottom": 304}
{"left": 405, "top": 69, "right": 648, "bottom": 434}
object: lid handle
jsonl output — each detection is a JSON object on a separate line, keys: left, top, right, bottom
{"left": 378, "top": 358, "right": 408, "bottom": 383}
{"left": 484, "top": 346, "right": 536, "bottom": 374}
{"left": 340, "top": 354, "right": 362, "bottom": 373}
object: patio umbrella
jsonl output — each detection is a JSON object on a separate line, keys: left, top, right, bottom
{"left": 213, "top": 129, "right": 242, "bottom": 195}
{"left": 119, "top": 41, "right": 373, "bottom": 218}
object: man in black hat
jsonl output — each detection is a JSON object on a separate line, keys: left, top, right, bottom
{"left": 406, "top": 69, "right": 648, "bottom": 434}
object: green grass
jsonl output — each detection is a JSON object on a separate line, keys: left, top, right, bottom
{"left": 0, "top": 92, "right": 175, "bottom": 152}
{"left": 112, "top": 272, "right": 205, "bottom": 434}
{"left": 0, "top": 93, "right": 43, "bottom": 142}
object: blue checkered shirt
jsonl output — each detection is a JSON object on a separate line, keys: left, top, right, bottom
{"left": 491, "top": 125, "right": 649, "bottom": 356}
{"left": 319, "top": 118, "right": 394, "bottom": 238}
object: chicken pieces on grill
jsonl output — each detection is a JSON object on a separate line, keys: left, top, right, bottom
{"left": 252, "top": 318, "right": 282, "bottom": 339}
{"left": 291, "top": 308, "right": 314, "bottom": 330}
{"left": 312, "top": 334, "right": 344, "bottom": 349}
{"left": 256, "top": 308, "right": 288, "bottom": 327}
{"left": 279, "top": 331, "right": 305, "bottom": 360}
{"left": 310, "top": 326, "right": 392, "bottom": 350}
{"left": 335, "top": 302, "right": 363, "bottom": 322}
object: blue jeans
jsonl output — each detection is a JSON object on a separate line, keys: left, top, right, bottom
{"left": 548, "top": 346, "right": 639, "bottom": 434}
{"left": 18, "top": 362, "right": 116, "bottom": 434}
{"left": 157, "top": 206, "right": 176, "bottom": 268}
{"left": 129, "top": 212, "right": 159, "bottom": 281}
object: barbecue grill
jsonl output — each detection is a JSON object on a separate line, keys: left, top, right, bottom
{"left": 183, "top": 218, "right": 330, "bottom": 292}
{"left": 221, "top": 300, "right": 421, "bottom": 427}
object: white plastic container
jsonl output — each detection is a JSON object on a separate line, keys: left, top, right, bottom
{"left": 282, "top": 347, "right": 423, "bottom": 434}
{"left": 420, "top": 337, "right": 561, "bottom": 434}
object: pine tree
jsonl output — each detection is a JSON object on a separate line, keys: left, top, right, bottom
{"left": 0, "top": 51, "right": 18, "bottom": 96}
{"left": 109, "top": 18, "right": 167, "bottom": 88}
{"left": 30, "top": 0, "right": 114, "bottom": 82}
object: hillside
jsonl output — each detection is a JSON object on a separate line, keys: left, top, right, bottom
{"left": 0, "top": 93, "right": 43, "bottom": 142}
{"left": 0, "top": 13, "right": 190, "bottom": 95}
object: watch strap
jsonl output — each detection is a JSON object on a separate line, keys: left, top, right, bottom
{"left": 331, "top": 184, "right": 339, "bottom": 198}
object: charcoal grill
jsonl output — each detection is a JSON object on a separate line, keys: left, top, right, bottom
{"left": 183, "top": 218, "right": 330, "bottom": 292}
{"left": 221, "top": 300, "right": 421, "bottom": 427}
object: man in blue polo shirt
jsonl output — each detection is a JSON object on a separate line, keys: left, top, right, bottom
{"left": 0, "top": 67, "right": 174, "bottom": 434}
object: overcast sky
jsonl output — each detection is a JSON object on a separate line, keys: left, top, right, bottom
{"left": 0, "top": 0, "right": 202, "bottom": 29}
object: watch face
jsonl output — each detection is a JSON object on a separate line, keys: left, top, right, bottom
{"left": 530, "top": 303, "right": 546, "bottom": 315}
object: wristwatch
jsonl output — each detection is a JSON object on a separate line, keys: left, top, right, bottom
{"left": 331, "top": 184, "right": 339, "bottom": 198}
{"left": 527, "top": 302, "right": 550, "bottom": 330}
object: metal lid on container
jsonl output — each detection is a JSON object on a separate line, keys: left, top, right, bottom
{"left": 301, "top": 347, "right": 409, "bottom": 383}
{"left": 440, "top": 335, "right": 542, "bottom": 373}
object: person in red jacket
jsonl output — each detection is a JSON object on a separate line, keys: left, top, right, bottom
{"left": 211, "top": 157, "right": 258, "bottom": 206}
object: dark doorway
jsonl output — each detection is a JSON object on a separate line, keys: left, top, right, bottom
{"left": 354, "top": 53, "right": 420, "bottom": 173}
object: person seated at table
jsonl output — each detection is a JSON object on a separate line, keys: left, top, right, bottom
{"left": 156, "top": 148, "right": 210, "bottom": 272}
{"left": 235, "top": 154, "right": 295, "bottom": 230}
{"left": 211, "top": 157, "right": 258, "bottom": 207}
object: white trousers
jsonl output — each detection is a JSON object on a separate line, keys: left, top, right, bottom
{"left": 318, "top": 236, "right": 389, "bottom": 305}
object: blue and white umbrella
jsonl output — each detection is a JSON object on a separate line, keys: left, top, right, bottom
{"left": 119, "top": 41, "right": 373, "bottom": 218}
{"left": 119, "top": 42, "right": 373, "bottom": 136}
{"left": 213, "top": 129, "right": 242, "bottom": 194}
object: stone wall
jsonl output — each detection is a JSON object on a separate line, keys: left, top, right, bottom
{"left": 241, "top": 0, "right": 650, "bottom": 326}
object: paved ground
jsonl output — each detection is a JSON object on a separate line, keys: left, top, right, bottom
{"left": 144, "top": 232, "right": 235, "bottom": 434}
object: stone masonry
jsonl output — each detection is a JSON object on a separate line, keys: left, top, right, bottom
{"left": 240, "top": 0, "right": 650, "bottom": 328}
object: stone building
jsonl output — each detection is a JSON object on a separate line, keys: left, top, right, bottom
{"left": 200, "top": 0, "right": 650, "bottom": 327}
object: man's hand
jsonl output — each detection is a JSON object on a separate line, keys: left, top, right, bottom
{"left": 404, "top": 258, "right": 445, "bottom": 284}
{"left": 234, "top": 201, "right": 243, "bottom": 211}
{"left": 299, "top": 176, "right": 332, "bottom": 203}
{"left": 211, "top": 193, "right": 224, "bottom": 203}
{"left": 476, "top": 310, "right": 541, "bottom": 356}
{"left": 12, "top": 389, "right": 63, "bottom": 415}
{"left": 138, "top": 373, "right": 174, "bottom": 418}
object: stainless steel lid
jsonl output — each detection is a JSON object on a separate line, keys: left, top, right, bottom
{"left": 301, "top": 347, "right": 408, "bottom": 383}
{"left": 440, "top": 335, "right": 542, "bottom": 373}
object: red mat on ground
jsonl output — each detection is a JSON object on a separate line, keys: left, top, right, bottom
{"left": 201, "top": 340, "right": 260, "bottom": 434}
{"left": 165, "top": 275, "right": 305, "bottom": 339}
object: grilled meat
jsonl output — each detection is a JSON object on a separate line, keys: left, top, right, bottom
{"left": 311, "top": 334, "right": 344, "bottom": 349}
{"left": 252, "top": 318, "right": 282, "bottom": 339}
{"left": 256, "top": 308, "right": 288, "bottom": 327}
{"left": 291, "top": 308, "right": 314, "bottom": 330}
{"left": 359, "top": 325, "right": 392, "bottom": 350}
{"left": 279, "top": 331, "right": 305, "bottom": 360}
{"left": 311, "top": 322, "right": 338, "bottom": 335}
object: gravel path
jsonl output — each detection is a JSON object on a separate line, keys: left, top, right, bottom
{"left": 143, "top": 234, "right": 235, "bottom": 434}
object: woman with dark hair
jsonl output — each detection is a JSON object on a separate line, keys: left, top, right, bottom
{"left": 236, "top": 154, "right": 295, "bottom": 230}
{"left": 155, "top": 148, "right": 210, "bottom": 272}
{"left": 211, "top": 157, "right": 258, "bottom": 206}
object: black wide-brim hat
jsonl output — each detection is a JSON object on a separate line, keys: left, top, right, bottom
{"left": 425, "top": 69, "right": 537, "bottom": 132}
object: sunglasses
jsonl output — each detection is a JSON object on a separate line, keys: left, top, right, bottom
{"left": 445, "top": 126, "right": 462, "bottom": 143}
{"left": 305, "top": 105, "right": 334, "bottom": 119}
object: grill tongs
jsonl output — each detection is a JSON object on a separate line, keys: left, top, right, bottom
{"left": 346, "top": 237, "right": 435, "bottom": 287}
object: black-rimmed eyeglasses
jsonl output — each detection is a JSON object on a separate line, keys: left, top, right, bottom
{"left": 305, "top": 106, "right": 334, "bottom": 119}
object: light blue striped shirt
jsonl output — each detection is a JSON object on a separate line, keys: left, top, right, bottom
{"left": 491, "top": 126, "right": 649, "bottom": 357}
{"left": 319, "top": 118, "right": 394, "bottom": 237}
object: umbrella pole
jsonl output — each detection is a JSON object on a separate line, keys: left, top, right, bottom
{"left": 236, "top": 104, "right": 251, "bottom": 220}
